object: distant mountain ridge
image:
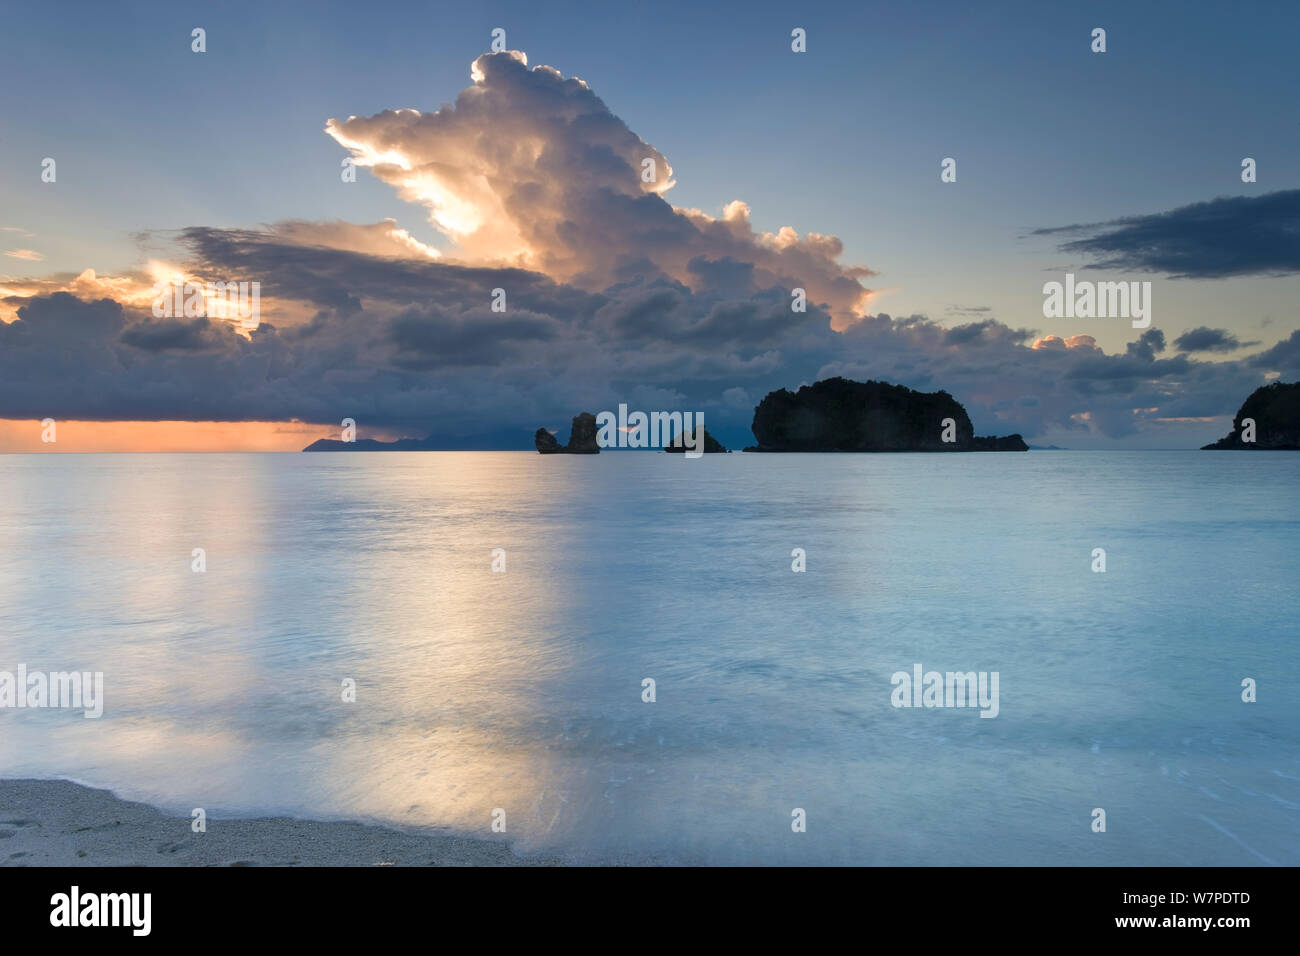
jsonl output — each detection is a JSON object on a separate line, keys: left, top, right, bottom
{"left": 303, "top": 428, "right": 529, "bottom": 451}
{"left": 304, "top": 435, "right": 438, "bottom": 452}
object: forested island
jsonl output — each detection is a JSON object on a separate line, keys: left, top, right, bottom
{"left": 743, "top": 378, "right": 1027, "bottom": 452}
{"left": 1202, "top": 382, "right": 1300, "bottom": 449}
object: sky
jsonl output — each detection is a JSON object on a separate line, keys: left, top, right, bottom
{"left": 1, "top": 0, "right": 1298, "bottom": 451}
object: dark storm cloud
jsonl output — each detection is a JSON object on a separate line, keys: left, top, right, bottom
{"left": 0, "top": 227, "right": 1292, "bottom": 443}
{"left": 6, "top": 291, "right": 125, "bottom": 341}
{"left": 1034, "top": 190, "right": 1300, "bottom": 278}
{"left": 387, "top": 306, "right": 560, "bottom": 369}
{"left": 1249, "top": 329, "right": 1300, "bottom": 375}
{"left": 687, "top": 256, "right": 757, "bottom": 298}
{"left": 1125, "top": 329, "right": 1166, "bottom": 362}
{"left": 1173, "top": 327, "right": 1250, "bottom": 353}
{"left": 120, "top": 316, "right": 232, "bottom": 351}
{"left": 942, "top": 320, "right": 1032, "bottom": 348}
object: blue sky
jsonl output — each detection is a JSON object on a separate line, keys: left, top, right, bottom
{"left": 2, "top": 0, "right": 1298, "bottom": 449}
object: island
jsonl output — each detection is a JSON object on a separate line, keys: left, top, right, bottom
{"left": 304, "top": 378, "right": 1031, "bottom": 454}
{"left": 535, "top": 413, "right": 600, "bottom": 454}
{"left": 1202, "top": 381, "right": 1300, "bottom": 449}
{"left": 742, "top": 377, "right": 1027, "bottom": 452}
{"left": 664, "top": 428, "right": 729, "bottom": 453}
{"left": 304, "top": 433, "right": 440, "bottom": 452}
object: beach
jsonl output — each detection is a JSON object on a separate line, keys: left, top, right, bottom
{"left": 0, "top": 779, "right": 557, "bottom": 867}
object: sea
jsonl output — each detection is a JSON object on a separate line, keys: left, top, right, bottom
{"left": 1, "top": 450, "right": 1297, "bottom": 865}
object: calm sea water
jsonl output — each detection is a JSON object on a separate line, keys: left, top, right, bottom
{"left": 1, "top": 451, "right": 1297, "bottom": 865}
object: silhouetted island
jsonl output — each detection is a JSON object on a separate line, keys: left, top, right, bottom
{"left": 304, "top": 379, "right": 1030, "bottom": 454}
{"left": 535, "top": 413, "right": 600, "bottom": 454}
{"left": 304, "top": 434, "right": 439, "bottom": 452}
{"left": 664, "top": 428, "right": 729, "bottom": 453}
{"left": 1202, "top": 381, "right": 1300, "bottom": 449}
{"left": 743, "top": 377, "right": 1027, "bottom": 452}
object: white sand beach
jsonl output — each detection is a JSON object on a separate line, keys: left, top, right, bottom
{"left": 0, "top": 779, "right": 559, "bottom": 867}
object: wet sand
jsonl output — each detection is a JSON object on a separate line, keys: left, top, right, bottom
{"left": 0, "top": 779, "right": 561, "bottom": 866}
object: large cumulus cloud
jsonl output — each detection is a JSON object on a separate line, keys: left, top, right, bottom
{"left": 325, "top": 51, "right": 875, "bottom": 329}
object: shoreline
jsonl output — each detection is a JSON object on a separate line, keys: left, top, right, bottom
{"left": 0, "top": 779, "right": 565, "bottom": 867}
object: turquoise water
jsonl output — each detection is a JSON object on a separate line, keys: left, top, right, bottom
{"left": 1, "top": 450, "right": 1297, "bottom": 864}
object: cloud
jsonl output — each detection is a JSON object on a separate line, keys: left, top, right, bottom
{"left": 119, "top": 316, "right": 234, "bottom": 352}
{"left": 0, "top": 231, "right": 1284, "bottom": 445}
{"left": 325, "top": 51, "right": 875, "bottom": 329}
{"left": 1, "top": 50, "right": 1291, "bottom": 448}
{"left": 1249, "top": 329, "right": 1300, "bottom": 376}
{"left": 1033, "top": 190, "right": 1300, "bottom": 278}
{"left": 943, "top": 320, "right": 1032, "bottom": 347}
{"left": 722, "top": 386, "right": 752, "bottom": 408}
{"left": 4, "top": 249, "right": 44, "bottom": 261}
{"left": 1125, "top": 329, "right": 1166, "bottom": 362}
{"left": 265, "top": 219, "right": 440, "bottom": 259}
{"left": 1173, "top": 326, "right": 1255, "bottom": 352}
{"left": 1031, "top": 334, "right": 1098, "bottom": 351}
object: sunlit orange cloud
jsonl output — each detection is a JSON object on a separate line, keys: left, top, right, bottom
{"left": 1, "top": 264, "right": 319, "bottom": 330}
{"left": 0, "top": 420, "right": 356, "bottom": 453}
